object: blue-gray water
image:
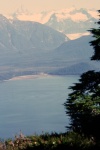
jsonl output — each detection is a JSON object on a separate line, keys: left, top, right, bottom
{"left": 0, "top": 75, "right": 79, "bottom": 139}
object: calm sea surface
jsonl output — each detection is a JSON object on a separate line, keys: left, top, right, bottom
{"left": 0, "top": 75, "right": 79, "bottom": 139}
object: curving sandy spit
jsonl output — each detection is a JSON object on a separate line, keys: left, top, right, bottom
{"left": 9, "top": 73, "right": 52, "bottom": 81}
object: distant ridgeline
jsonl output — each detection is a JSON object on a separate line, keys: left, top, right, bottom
{"left": 0, "top": 9, "right": 99, "bottom": 80}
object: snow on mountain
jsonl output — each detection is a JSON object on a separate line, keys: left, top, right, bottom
{"left": 6, "top": 7, "right": 98, "bottom": 40}
{"left": 45, "top": 8, "right": 98, "bottom": 36}
{"left": 6, "top": 8, "right": 55, "bottom": 24}
{"left": 0, "top": 8, "right": 99, "bottom": 79}
{"left": 7, "top": 7, "right": 98, "bottom": 23}
{"left": 88, "top": 10, "right": 99, "bottom": 18}
{"left": 46, "top": 11, "right": 88, "bottom": 23}
{"left": 67, "top": 32, "right": 90, "bottom": 40}
{"left": 0, "top": 26, "right": 99, "bottom": 79}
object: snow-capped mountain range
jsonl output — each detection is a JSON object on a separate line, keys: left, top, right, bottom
{"left": 0, "top": 8, "right": 99, "bottom": 80}
{"left": 7, "top": 7, "right": 98, "bottom": 24}
{"left": 6, "top": 7, "right": 99, "bottom": 39}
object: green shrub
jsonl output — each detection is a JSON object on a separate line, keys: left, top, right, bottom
{"left": 4, "top": 131, "right": 100, "bottom": 150}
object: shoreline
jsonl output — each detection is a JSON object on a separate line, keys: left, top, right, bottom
{"left": 3, "top": 74, "right": 79, "bottom": 82}
{"left": 8, "top": 73, "right": 52, "bottom": 81}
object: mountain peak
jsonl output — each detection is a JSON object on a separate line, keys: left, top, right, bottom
{"left": 4, "top": 8, "right": 99, "bottom": 40}
{"left": 0, "top": 14, "right": 8, "bottom": 21}
{"left": 6, "top": 7, "right": 98, "bottom": 22}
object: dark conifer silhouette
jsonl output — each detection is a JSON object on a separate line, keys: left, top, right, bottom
{"left": 90, "top": 10, "right": 100, "bottom": 60}
{"left": 64, "top": 10, "right": 100, "bottom": 139}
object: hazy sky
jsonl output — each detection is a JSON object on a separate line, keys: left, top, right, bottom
{"left": 0, "top": 0, "right": 100, "bottom": 14}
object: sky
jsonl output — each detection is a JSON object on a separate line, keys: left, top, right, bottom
{"left": 0, "top": 0, "right": 100, "bottom": 14}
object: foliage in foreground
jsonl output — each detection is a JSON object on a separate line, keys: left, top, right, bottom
{"left": 64, "top": 10, "right": 100, "bottom": 139}
{"left": 0, "top": 10, "right": 100, "bottom": 150}
{"left": 89, "top": 10, "right": 100, "bottom": 60}
{"left": 64, "top": 70, "right": 100, "bottom": 138}
{"left": 0, "top": 132, "right": 99, "bottom": 150}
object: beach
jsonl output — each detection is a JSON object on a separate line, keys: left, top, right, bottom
{"left": 9, "top": 73, "right": 51, "bottom": 81}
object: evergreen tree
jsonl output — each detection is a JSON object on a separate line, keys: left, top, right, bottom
{"left": 64, "top": 10, "right": 100, "bottom": 139}
{"left": 90, "top": 10, "right": 100, "bottom": 60}
{"left": 64, "top": 71, "right": 100, "bottom": 137}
